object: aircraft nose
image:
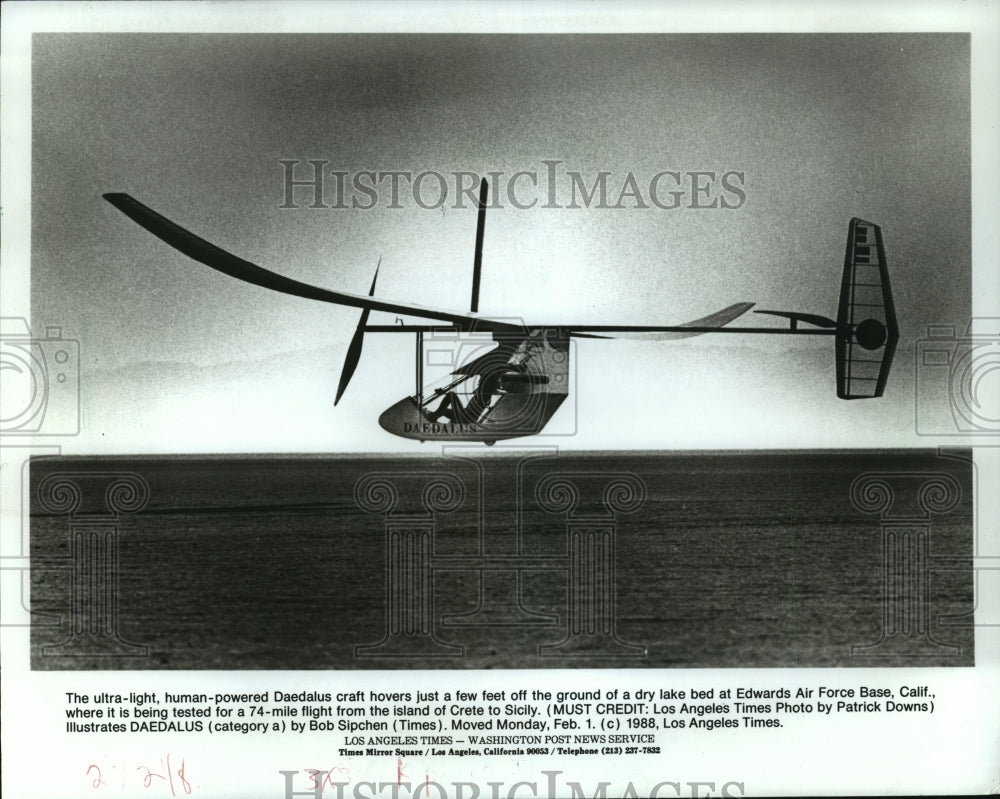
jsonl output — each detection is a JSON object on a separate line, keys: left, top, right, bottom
{"left": 378, "top": 397, "right": 423, "bottom": 439}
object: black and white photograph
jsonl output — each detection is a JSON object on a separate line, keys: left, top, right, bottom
{"left": 2, "top": 2, "right": 998, "bottom": 797}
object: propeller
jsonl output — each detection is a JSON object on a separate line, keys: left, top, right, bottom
{"left": 334, "top": 259, "right": 380, "bottom": 405}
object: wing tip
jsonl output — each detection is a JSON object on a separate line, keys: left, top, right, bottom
{"left": 103, "top": 192, "right": 134, "bottom": 209}
{"left": 722, "top": 301, "right": 755, "bottom": 321}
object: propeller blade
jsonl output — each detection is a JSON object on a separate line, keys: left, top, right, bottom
{"left": 335, "top": 313, "right": 369, "bottom": 405}
{"left": 334, "top": 259, "right": 380, "bottom": 406}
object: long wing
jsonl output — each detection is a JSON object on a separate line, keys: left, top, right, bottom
{"left": 103, "top": 193, "right": 520, "bottom": 333}
{"left": 104, "top": 193, "right": 755, "bottom": 339}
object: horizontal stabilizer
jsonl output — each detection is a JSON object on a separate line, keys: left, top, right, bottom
{"left": 754, "top": 309, "right": 837, "bottom": 329}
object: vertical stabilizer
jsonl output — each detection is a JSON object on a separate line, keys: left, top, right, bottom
{"left": 836, "top": 218, "right": 898, "bottom": 398}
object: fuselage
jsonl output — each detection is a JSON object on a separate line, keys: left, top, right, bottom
{"left": 378, "top": 329, "right": 571, "bottom": 442}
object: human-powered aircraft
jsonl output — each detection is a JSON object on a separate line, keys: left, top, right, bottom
{"left": 103, "top": 180, "right": 897, "bottom": 444}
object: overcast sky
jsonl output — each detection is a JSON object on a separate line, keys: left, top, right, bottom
{"left": 26, "top": 33, "right": 974, "bottom": 452}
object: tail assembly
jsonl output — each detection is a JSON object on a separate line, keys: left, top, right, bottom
{"left": 754, "top": 217, "right": 898, "bottom": 399}
{"left": 835, "top": 218, "right": 898, "bottom": 398}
